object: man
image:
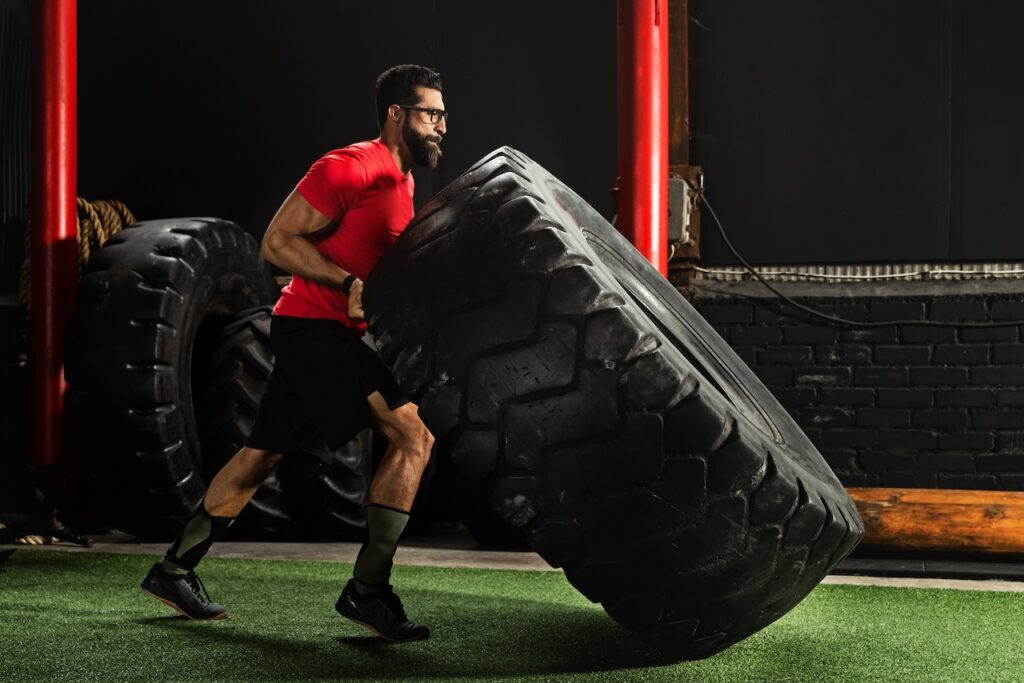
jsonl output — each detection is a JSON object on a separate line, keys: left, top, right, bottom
{"left": 140, "top": 64, "right": 447, "bottom": 642}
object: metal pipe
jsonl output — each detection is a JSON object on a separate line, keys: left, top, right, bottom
{"left": 617, "top": 0, "right": 669, "bottom": 276}
{"left": 31, "top": 0, "right": 77, "bottom": 469}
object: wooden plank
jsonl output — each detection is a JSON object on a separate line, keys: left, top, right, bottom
{"left": 848, "top": 487, "right": 1024, "bottom": 554}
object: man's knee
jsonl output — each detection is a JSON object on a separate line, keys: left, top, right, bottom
{"left": 372, "top": 397, "right": 434, "bottom": 455}
{"left": 392, "top": 421, "right": 434, "bottom": 458}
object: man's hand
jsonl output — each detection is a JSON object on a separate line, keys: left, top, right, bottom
{"left": 347, "top": 279, "right": 365, "bottom": 321}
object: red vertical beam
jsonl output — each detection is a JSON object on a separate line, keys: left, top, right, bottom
{"left": 617, "top": 0, "right": 669, "bottom": 276}
{"left": 31, "top": 0, "right": 77, "bottom": 469}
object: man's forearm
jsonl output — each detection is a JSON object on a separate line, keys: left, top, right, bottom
{"left": 262, "top": 232, "right": 351, "bottom": 287}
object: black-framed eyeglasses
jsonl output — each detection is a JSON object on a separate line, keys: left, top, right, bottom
{"left": 399, "top": 105, "right": 448, "bottom": 125}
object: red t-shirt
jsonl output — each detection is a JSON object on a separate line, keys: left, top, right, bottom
{"left": 273, "top": 138, "right": 414, "bottom": 329}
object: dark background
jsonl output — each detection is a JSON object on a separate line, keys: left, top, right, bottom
{"left": 690, "top": 0, "right": 1024, "bottom": 264}
{"left": 74, "top": 0, "right": 618, "bottom": 251}
{"left": 5, "top": 0, "right": 1024, "bottom": 288}
{"left": 6, "top": 0, "right": 1024, "bottom": 504}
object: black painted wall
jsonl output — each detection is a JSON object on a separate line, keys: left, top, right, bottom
{"left": 691, "top": 0, "right": 1024, "bottom": 265}
{"left": 75, "top": 0, "right": 617, "bottom": 247}
{"left": 0, "top": 305, "right": 30, "bottom": 511}
{"left": 0, "top": 0, "right": 31, "bottom": 288}
{"left": 4, "top": 1, "right": 1024, "bottom": 287}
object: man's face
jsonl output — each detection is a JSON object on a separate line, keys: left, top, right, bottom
{"left": 401, "top": 86, "right": 447, "bottom": 169}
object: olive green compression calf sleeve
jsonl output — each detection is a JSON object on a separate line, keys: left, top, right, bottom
{"left": 352, "top": 504, "right": 410, "bottom": 595}
{"left": 160, "top": 506, "right": 234, "bottom": 575}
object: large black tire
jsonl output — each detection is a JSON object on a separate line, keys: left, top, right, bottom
{"left": 437, "top": 471, "right": 528, "bottom": 548}
{"left": 65, "top": 218, "right": 277, "bottom": 539}
{"left": 200, "top": 307, "right": 371, "bottom": 539}
{"left": 365, "top": 148, "right": 864, "bottom": 659}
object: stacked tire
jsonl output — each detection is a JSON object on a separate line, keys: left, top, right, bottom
{"left": 364, "top": 147, "right": 864, "bottom": 659}
{"left": 65, "top": 219, "right": 369, "bottom": 540}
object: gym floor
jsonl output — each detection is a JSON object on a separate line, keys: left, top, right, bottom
{"left": 3, "top": 533, "right": 1024, "bottom": 683}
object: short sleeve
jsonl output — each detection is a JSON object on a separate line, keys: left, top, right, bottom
{"left": 295, "top": 150, "right": 369, "bottom": 221}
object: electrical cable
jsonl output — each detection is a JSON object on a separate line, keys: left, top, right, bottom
{"left": 689, "top": 182, "right": 1024, "bottom": 329}
{"left": 692, "top": 265, "right": 1024, "bottom": 281}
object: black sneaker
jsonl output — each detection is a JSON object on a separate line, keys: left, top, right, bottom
{"left": 140, "top": 562, "right": 227, "bottom": 620}
{"left": 335, "top": 579, "right": 430, "bottom": 642}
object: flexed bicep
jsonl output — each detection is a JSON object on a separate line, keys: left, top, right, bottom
{"left": 260, "top": 190, "right": 350, "bottom": 286}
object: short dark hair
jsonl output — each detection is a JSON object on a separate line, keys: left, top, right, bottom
{"left": 375, "top": 64, "right": 443, "bottom": 130}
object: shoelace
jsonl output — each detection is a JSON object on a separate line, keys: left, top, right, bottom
{"left": 185, "top": 571, "right": 214, "bottom": 604}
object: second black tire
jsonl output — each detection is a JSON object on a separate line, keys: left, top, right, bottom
{"left": 364, "top": 148, "right": 864, "bottom": 659}
{"left": 65, "top": 218, "right": 277, "bottom": 539}
{"left": 200, "top": 307, "right": 371, "bottom": 539}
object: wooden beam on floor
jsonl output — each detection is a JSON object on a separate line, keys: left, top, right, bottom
{"left": 848, "top": 487, "right": 1024, "bottom": 554}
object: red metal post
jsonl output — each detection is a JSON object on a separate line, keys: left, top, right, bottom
{"left": 617, "top": 0, "right": 669, "bottom": 276}
{"left": 31, "top": 0, "right": 77, "bottom": 469}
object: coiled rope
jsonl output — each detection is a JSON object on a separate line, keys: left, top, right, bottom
{"left": 19, "top": 198, "right": 136, "bottom": 309}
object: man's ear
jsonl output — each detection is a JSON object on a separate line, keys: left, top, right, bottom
{"left": 388, "top": 104, "right": 403, "bottom": 122}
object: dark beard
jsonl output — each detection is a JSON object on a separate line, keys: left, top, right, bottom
{"left": 402, "top": 118, "right": 442, "bottom": 169}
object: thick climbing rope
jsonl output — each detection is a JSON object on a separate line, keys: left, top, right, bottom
{"left": 19, "top": 198, "right": 136, "bottom": 310}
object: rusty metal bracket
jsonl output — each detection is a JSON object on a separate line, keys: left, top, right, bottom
{"left": 668, "top": 164, "right": 702, "bottom": 292}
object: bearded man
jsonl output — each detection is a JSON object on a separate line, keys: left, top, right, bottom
{"left": 140, "top": 64, "right": 447, "bottom": 642}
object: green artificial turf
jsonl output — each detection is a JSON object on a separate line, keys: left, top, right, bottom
{"left": 1, "top": 551, "right": 1023, "bottom": 682}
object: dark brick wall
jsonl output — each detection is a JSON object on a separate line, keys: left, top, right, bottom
{"left": 691, "top": 279, "right": 1024, "bottom": 491}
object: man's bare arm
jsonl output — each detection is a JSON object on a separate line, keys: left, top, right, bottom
{"left": 260, "top": 190, "right": 352, "bottom": 287}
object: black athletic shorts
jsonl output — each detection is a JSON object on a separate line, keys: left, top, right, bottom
{"left": 245, "top": 315, "right": 408, "bottom": 461}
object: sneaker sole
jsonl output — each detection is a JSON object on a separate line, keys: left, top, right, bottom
{"left": 336, "top": 606, "right": 429, "bottom": 642}
{"left": 141, "top": 587, "right": 228, "bottom": 621}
